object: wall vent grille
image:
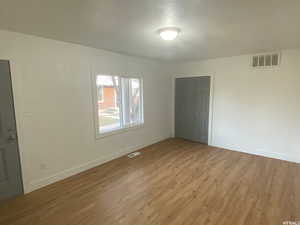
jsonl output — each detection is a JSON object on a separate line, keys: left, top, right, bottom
{"left": 252, "top": 53, "right": 280, "bottom": 67}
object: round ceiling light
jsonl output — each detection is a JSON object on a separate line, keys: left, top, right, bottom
{"left": 159, "top": 27, "right": 180, "bottom": 41}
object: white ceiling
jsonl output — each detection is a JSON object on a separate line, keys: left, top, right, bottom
{"left": 0, "top": 0, "right": 300, "bottom": 62}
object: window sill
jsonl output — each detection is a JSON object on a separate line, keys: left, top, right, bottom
{"left": 96, "top": 123, "right": 144, "bottom": 139}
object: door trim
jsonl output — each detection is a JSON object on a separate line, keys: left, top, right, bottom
{"left": 172, "top": 74, "right": 214, "bottom": 145}
{"left": 0, "top": 59, "right": 24, "bottom": 197}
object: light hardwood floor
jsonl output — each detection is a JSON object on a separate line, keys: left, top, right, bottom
{"left": 0, "top": 138, "right": 299, "bottom": 225}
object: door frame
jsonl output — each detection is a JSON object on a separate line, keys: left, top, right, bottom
{"left": 0, "top": 59, "right": 24, "bottom": 196}
{"left": 172, "top": 74, "right": 214, "bottom": 145}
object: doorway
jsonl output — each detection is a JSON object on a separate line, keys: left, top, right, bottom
{"left": 0, "top": 60, "right": 23, "bottom": 201}
{"left": 175, "top": 76, "right": 212, "bottom": 144}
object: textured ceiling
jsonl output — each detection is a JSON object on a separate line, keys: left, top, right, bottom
{"left": 0, "top": 0, "right": 300, "bottom": 61}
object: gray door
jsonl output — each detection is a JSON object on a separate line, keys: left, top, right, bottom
{"left": 175, "top": 76, "right": 210, "bottom": 144}
{"left": 0, "top": 60, "right": 23, "bottom": 201}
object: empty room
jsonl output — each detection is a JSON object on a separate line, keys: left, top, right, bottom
{"left": 0, "top": 0, "right": 300, "bottom": 224}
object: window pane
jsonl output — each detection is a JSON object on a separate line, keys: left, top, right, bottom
{"left": 97, "top": 85, "right": 104, "bottom": 102}
{"left": 96, "top": 75, "right": 121, "bottom": 133}
{"left": 95, "top": 75, "right": 143, "bottom": 136}
{"left": 129, "top": 78, "right": 142, "bottom": 125}
{"left": 120, "top": 77, "right": 143, "bottom": 127}
{"left": 121, "top": 78, "right": 130, "bottom": 126}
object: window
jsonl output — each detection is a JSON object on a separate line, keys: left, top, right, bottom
{"left": 94, "top": 74, "right": 144, "bottom": 137}
{"left": 97, "top": 85, "right": 104, "bottom": 102}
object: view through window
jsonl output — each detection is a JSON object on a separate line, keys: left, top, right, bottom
{"left": 96, "top": 75, "right": 143, "bottom": 135}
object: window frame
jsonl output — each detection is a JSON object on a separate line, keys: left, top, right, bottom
{"left": 97, "top": 85, "right": 104, "bottom": 103}
{"left": 92, "top": 73, "right": 144, "bottom": 139}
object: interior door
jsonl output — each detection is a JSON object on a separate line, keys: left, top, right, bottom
{"left": 175, "top": 76, "right": 210, "bottom": 144}
{"left": 0, "top": 60, "right": 23, "bottom": 201}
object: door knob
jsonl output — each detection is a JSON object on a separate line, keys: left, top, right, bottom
{"left": 6, "top": 129, "right": 16, "bottom": 143}
{"left": 7, "top": 134, "right": 16, "bottom": 142}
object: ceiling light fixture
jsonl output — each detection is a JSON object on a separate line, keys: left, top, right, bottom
{"left": 159, "top": 27, "right": 180, "bottom": 41}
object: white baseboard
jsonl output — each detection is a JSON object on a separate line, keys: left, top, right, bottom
{"left": 26, "top": 136, "right": 169, "bottom": 193}
{"left": 211, "top": 143, "right": 300, "bottom": 164}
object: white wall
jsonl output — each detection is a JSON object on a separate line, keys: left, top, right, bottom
{"left": 0, "top": 29, "right": 172, "bottom": 193}
{"left": 2, "top": 27, "right": 300, "bottom": 194}
{"left": 171, "top": 49, "right": 300, "bottom": 164}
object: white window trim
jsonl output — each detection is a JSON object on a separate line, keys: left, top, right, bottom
{"left": 92, "top": 73, "right": 144, "bottom": 139}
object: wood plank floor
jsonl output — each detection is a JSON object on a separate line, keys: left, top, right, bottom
{"left": 0, "top": 138, "right": 299, "bottom": 225}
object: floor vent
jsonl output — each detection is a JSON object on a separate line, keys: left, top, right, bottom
{"left": 128, "top": 152, "right": 141, "bottom": 158}
{"left": 252, "top": 52, "right": 280, "bottom": 68}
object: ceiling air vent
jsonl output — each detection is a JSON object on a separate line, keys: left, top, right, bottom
{"left": 252, "top": 53, "right": 280, "bottom": 68}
